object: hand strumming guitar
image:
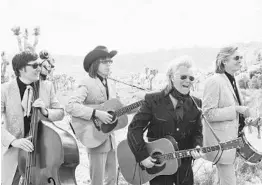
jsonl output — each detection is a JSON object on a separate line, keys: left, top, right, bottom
{"left": 235, "top": 106, "right": 251, "bottom": 118}
{"left": 95, "top": 110, "right": 113, "bottom": 124}
{"left": 140, "top": 156, "right": 156, "bottom": 168}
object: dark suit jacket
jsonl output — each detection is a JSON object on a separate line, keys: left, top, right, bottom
{"left": 127, "top": 90, "right": 203, "bottom": 162}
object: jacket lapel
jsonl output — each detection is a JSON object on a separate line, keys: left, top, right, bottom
{"left": 10, "top": 80, "right": 24, "bottom": 117}
{"left": 8, "top": 80, "right": 24, "bottom": 137}
{"left": 96, "top": 77, "right": 107, "bottom": 100}
{"left": 163, "top": 93, "right": 177, "bottom": 121}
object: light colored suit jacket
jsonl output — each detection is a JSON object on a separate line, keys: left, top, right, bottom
{"left": 66, "top": 75, "right": 118, "bottom": 153}
{"left": 1, "top": 79, "right": 64, "bottom": 185}
{"left": 202, "top": 73, "right": 243, "bottom": 164}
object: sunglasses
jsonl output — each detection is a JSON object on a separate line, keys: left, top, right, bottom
{"left": 26, "top": 63, "right": 41, "bottom": 69}
{"left": 233, "top": 56, "right": 243, "bottom": 61}
{"left": 180, "top": 75, "right": 195, "bottom": 81}
{"left": 100, "top": 58, "right": 113, "bottom": 64}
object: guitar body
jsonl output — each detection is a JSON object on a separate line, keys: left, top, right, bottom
{"left": 71, "top": 98, "right": 128, "bottom": 148}
{"left": 117, "top": 137, "right": 179, "bottom": 185}
{"left": 118, "top": 136, "right": 244, "bottom": 185}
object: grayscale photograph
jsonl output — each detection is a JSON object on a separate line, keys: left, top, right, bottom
{"left": 1, "top": 0, "right": 262, "bottom": 185}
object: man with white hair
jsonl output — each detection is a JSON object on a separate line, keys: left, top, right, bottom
{"left": 127, "top": 56, "right": 203, "bottom": 185}
{"left": 202, "top": 46, "right": 258, "bottom": 185}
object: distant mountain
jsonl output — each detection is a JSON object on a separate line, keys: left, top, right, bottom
{"left": 45, "top": 47, "right": 221, "bottom": 81}
{"left": 4, "top": 42, "right": 262, "bottom": 82}
{"left": 51, "top": 42, "right": 262, "bottom": 77}
{"left": 113, "top": 47, "right": 220, "bottom": 73}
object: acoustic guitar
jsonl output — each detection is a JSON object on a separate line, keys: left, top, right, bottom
{"left": 71, "top": 98, "right": 144, "bottom": 148}
{"left": 117, "top": 136, "right": 244, "bottom": 185}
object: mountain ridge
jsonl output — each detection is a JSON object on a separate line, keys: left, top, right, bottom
{"left": 4, "top": 42, "right": 262, "bottom": 81}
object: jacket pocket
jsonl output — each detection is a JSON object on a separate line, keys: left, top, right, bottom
{"left": 189, "top": 120, "right": 197, "bottom": 124}
{"left": 154, "top": 113, "right": 168, "bottom": 122}
{"left": 152, "top": 113, "right": 169, "bottom": 137}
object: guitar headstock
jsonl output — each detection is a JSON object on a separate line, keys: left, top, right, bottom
{"left": 222, "top": 137, "right": 244, "bottom": 150}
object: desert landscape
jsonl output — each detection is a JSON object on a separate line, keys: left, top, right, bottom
{"left": 2, "top": 42, "right": 262, "bottom": 185}
{"left": 53, "top": 72, "right": 262, "bottom": 185}
{"left": 2, "top": 0, "right": 262, "bottom": 183}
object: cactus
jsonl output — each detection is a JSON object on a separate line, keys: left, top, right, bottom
{"left": 1, "top": 51, "right": 10, "bottom": 83}
{"left": 11, "top": 26, "right": 40, "bottom": 52}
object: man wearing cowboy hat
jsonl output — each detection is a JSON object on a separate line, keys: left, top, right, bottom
{"left": 66, "top": 46, "right": 126, "bottom": 185}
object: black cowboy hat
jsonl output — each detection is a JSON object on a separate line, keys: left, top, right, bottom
{"left": 83, "top": 46, "right": 117, "bottom": 72}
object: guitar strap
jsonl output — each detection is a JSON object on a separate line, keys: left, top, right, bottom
{"left": 142, "top": 123, "right": 150, "bottom": 133}
{"left": 190, "top": 96, "right": 224, "bottom": 165}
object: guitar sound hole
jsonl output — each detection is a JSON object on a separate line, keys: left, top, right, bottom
{"left": 147, "top": 151, "right": 166, "bottom": 175}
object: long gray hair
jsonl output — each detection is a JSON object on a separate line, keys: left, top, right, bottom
{"left": 215, "top": 46, "right": 238, "bottom": 73}
{"left": 163, "top": 55, "right": 194, "bottom": 95}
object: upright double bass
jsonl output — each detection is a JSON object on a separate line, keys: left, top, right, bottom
{"left": 18, "top": 81, "right": 79, "bottom": 185}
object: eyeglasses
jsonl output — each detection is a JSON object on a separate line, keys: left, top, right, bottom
{"left": 26, "top": 63, "right": 41, "bottom": 69}
{"left": 99, "top": 58, "right": 113, "bottom": 64}
{"left": 180, "top": 75, "right": 195, "bottom": 81}
{"left": 233, "top": 56, "right": 243, "bottom": 61}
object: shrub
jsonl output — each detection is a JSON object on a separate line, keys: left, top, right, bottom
{"left": 249, "top": 66, "right": 262, "bottom": 79}
{"left": 238, "top": 75, "right": 250, "bottom": 89}
{"left": 250, "top": 75, "right": 262, "bottom": 89}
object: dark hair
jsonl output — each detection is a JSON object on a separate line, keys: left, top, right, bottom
{"left": 88, "top": 59, "right": 101, "bottom": 78}
{"left": 215, "top": 46, "right": 238, "bottom": 73}
{"left": 12, "top": 51, "right": 38, "bottom": 77}
{"left": 39, "top": 50, "right": 50, "bottom": 60}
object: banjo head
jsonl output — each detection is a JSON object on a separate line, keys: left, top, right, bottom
{"left": 243, "top": 126, "right": 262, "bottom": 154}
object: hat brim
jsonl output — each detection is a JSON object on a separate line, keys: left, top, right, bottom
{"left": 84, "top": 50, "right": 117, "bottom": 72}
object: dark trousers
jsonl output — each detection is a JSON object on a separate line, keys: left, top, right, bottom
{"left": 150, "top": 160, "right": 193, "bottom": 185}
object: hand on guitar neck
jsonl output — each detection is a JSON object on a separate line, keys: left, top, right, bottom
{"left": 190, "top": 145, "right": 205, "bottom": 160}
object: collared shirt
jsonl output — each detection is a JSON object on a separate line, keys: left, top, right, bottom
{"left": 97, "top": 74, "right": 109, "bottom": 100}
{"left": 17, "top": 77, "right": 33, "bottom": 137}
{"left": 224, "top": 72, "right": 241, "bottom": 105}
{"left": 90, "top": 74, "right": 109, "bottom": 119}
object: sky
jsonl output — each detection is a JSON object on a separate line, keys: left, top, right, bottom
{"left": 0, "top": 0, "right": 262, "bottom": 56}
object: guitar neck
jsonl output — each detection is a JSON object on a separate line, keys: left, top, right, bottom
{"left": 161, "top": 138, "right": 242, "bottom": 160}
{"left": 115, "top": 100, "right": 144, "bottom": 117}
